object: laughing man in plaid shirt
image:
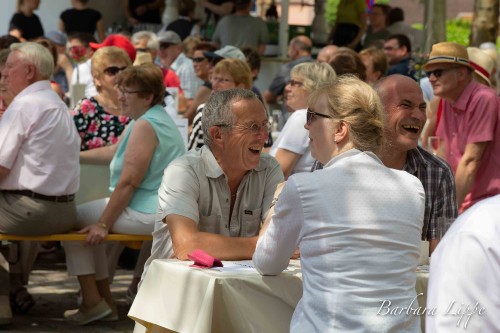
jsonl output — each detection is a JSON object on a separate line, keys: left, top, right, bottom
{"left": 375, "top": 75, "right": 458, "bottom": 254}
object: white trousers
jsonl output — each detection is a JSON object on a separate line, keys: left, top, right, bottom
{"left": 63, "top": 198, "right": 155, "bottom": 280}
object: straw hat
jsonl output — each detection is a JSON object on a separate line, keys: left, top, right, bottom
{"left": 467, "top": 47, "right": 495, "bottom": 87}
{"left": 423, "top": 42, "right": 474, "bottom": 71}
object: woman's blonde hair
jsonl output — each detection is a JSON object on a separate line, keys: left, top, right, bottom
{"left": 290, "top": 62, "right": 336, "bottom": 93}
{"left": 309, "top": 75, "right": 385, "bottom": 153}
{"left": 213, "top": 59, "right": 252, "bottom": 89}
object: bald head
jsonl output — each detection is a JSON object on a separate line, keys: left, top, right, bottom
{"left": 288, "top": 35, "right": 312, "bottom": 60}
{"left": 374, "top": 75, "right": 422, "bottom": 108}
{"left": 316, "top": 45, "right": 338, "bottom": 63}
{"left": 374, "top": 74, "right": 427, "bottom": 156}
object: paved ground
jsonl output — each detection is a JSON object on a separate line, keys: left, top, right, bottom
{"left": 2, "top": 250, "right": 136, "bottom": 333}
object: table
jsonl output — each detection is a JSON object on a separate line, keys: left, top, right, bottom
{"left": 129, "top": 259, "right": 303, "bottom": 333}
{"left": 129, "top": 260, "right": 429, "bottom": 333}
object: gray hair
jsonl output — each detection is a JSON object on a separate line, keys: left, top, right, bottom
{"left": 10, "top": 42, "right": 54, "bottom": 79}
{"left": 202, "top": 88, "right": 259, "bottom": 147}
{"left": 131, "top": 31, "right": 159, "bottom": 52}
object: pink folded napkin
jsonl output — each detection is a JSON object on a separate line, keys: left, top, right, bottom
{"left": 188, "top": 249, "right": 223, "bottom": 268}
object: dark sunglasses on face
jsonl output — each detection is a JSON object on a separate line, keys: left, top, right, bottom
{"left": 306, "top": 108, "right": 333, "bottom": 125}
{"left": 103, "top": 66, "right": 127, "bottom": 76}
{"left": 191, "top": 57, "right": 207, "bottom": 63}
{"left": 287, "top": 79, "right": 304, "bottom": 87}
{"left": 135, "top": 48, "right": 149, "bottom": 53}
{"left": 425, "top": 67, "right": 460, "bottom": 79}
{"left": 159, "top": 43, "right": 172, "bottom": 50}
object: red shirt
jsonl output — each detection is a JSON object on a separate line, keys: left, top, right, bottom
{"left": 161, "top": 67, "right": 183, "bottom": 94}
{"left": 436, "top": 80, "right": 500, "bottom": 211}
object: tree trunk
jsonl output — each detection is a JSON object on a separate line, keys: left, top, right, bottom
{"left": 470, "top": 0, "right": 499, "bottom": 46}
{"left": 423, "top": 0, "right": 446, "bottom": 54}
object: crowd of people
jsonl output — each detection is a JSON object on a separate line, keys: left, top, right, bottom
{"left": 0, "top": 0, "right": 499, "bottom": 332}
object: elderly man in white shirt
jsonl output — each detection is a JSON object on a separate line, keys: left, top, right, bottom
{"left": 0, "top": 42, "right": 80, "bottom": 324}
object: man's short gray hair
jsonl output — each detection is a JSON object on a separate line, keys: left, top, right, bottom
{"left": 10, "top": 42, "right": 54, "bottom": 79}
{"left": 202, "top": 88, "right": 259, "bottom": 147}
{"left": 131, "top": 31, "right": 159, "bottom": 52}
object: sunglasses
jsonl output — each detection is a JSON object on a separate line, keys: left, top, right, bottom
{"left": 425, "top": 66, "right": 460, "bottom": 79}
{"left": 306, "top": 108, "right": 333, "bottom": 125}
{"left": 191, "top": 57, "right": 207, "bottom": 63}
{"left": 103, "top": 66, "right": 127, "bottom": 76}
{"left": 135, "top": 48, "right": 149, "bottom": 53}
{"left": 287, "top": 79, "right": 303, "bottom": 87}
{"left": 159, "top": 43, "right": 173, "bottom": 50}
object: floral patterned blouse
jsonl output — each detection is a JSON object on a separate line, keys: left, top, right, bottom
{"left": 71, "top": 97, "right": 131, "bottom": 151}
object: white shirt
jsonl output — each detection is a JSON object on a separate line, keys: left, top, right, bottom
{"left": 253, "top": 149, "right": 425, "bottom": 332}
{"left": 426, "top": 195, "right": 500, "bottom": 333}
{"left": 171, "top": 52, "right": 202, "bottom": 99}
{"left": 269, "top": 109, "right": 314, "bottom": 174}
{"left": 70, "top": 59, "right": 97, "bottom": 98}
{"left": 0, "top": 81, "right": 80, "bottom": 195}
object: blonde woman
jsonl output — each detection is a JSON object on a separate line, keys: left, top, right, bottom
{"left": 254, "top": 76, "right": 425, "bottom": 332}
{"left": 269, "top": 62, "right": 336, "bottom": 178}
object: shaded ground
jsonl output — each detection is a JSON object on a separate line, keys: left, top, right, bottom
{"left": 1, "top": 249, "right": 135, "bottom": 333}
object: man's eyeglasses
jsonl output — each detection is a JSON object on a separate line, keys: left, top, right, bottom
{"left": 191, "top": 57, "right": 207, "bottom": 63}
{"left": 306, "top": 108, "right": 333, "bottom": 125}
{"left": 216, "top": 121, "right": 272, "bottom": 134}
{"left": 425, "top": 67, "right": 460, "bottom": 79}
{"left": 103, "top": 66, "right": 127, "bottom": 76}
{"left": 287, "top": 79, "right": 304, "bottom": 87}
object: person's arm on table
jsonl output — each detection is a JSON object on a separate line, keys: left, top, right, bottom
{"left": 454, "top": 142, "right": 487, "bottom": 208}
{"left": 167, "top": 214, "right": 258, "bottom": 260}
{"left": 254, "top": 179, "right": 302, "bottom": 275}
{"left": 81, "top": 120, "right": 157, "bottom": 244}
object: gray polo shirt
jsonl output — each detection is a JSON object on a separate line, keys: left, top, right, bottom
{"left": 142, "top": 146, "right": 283, "bottom": 275}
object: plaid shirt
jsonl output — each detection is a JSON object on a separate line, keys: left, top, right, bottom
{"left": 311, "top": 146, "right": 458, "bottom": 240}
{"left": 403, "top": 146, "right": 458, "bottom": 240}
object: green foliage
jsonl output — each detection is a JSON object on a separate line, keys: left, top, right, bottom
{"left": 446, "top": 19, "right": 471, "bottom": 46}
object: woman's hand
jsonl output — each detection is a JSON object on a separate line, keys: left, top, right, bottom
{"left": 78, "top": 224, "right": 108, "bottom": 245}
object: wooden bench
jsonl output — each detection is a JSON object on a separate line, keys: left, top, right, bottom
{"left": 0, "top": 233, "right": 152, "bottom": 250}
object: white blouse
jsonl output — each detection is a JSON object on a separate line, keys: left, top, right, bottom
{"left": 253, "top": 149, "right": 425, "bottom": 332}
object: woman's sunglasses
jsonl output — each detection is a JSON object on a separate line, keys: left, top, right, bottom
{"left": 191, "top": 57, "right": 207, "bottom": 64}
{"left": 103, "top": 66, "right": 127, "bottom": 76}
{"left": 306, "top": 108, "right": 333, "bottom": 125}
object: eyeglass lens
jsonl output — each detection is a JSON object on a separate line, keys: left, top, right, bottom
{"left": 104, "top": 66, "right": 127, "bottom": 76}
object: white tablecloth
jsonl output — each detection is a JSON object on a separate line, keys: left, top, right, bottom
{"left": 129, "top": 259, "right": 303, "bottom": 333}
{"left": 129, "top": 259, "right": 429, "bottom": 333}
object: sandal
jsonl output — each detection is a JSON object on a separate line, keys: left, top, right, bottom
{"left": 9, "top": 287, "right": 35, "bottom": 314}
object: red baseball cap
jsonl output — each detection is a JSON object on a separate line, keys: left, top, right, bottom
{"left": 90, "top": 34, "right": 136, "bottom": 62}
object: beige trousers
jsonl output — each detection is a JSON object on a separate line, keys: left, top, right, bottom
{"left": 0, "top": 193, "right": 77, "bottom": 289}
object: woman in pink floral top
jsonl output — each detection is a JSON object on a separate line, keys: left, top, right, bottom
{"left": 71, "top": 46, "right": 132, "bottom": 150}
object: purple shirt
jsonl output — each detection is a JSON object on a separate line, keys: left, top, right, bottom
{"left": 437, "top": 80, "right": 500, "bottom": 211}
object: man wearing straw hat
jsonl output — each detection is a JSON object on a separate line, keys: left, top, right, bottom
{"left": 423, "top": 42, "right": 500, "bottom": 213}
